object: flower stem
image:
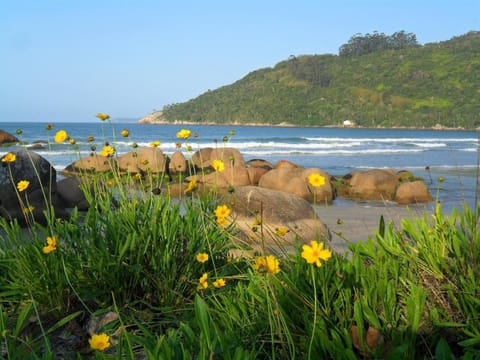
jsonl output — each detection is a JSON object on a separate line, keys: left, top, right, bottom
{"left": 308, "top": 266, "right": 317, "bottom": 359}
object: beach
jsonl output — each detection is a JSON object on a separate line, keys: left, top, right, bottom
{"left": 315, "top": 203, "right": 434, "bottom": 253}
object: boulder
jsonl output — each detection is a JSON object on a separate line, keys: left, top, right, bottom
{"left": 190, "top": 148, "right": 214, "bottom": 169}
{"left": 190, "top": 147, "right": 246, "bottom": 170}
{"left": 247, "top": 167, "right": 269, "bottom": 185}
{"left": 168, "top": 151, "right": 188, "bottom": 175}
{"left": 275, "top": 159, "right": 303, "bottom": 169}
{"left": 117, "top": 147, "right": 167, "bottom": 174}
{"left": 208, "top": 147, "right": 246, "bottom": 169}
{"left": 0, "top": 150, "right": 67, "bottom": 226}
{"left": 0, "top": 130, "right": 18, "bottom": 146}
{"left": 199, "top": 165, "right": 252, "bottom": 187}
{"left": 258, "top": 167, "right": 334, "bottom": 203}
{"left": 65, "top": 155, "right": 117, "bottom": 173}
{"left": 56, "top": 176, "right": 89, "bottom": 210}
{"left": 223, "top": 186, "right": 330, "bottom": 254}
{"left": 246, "top": 159, "right": 274, "bottom": 170}
{"left": 395, "top": 180, "right": 433, "bottom": 204}
{"left": 344, "top": 169, "right": 398, "bottom": 200}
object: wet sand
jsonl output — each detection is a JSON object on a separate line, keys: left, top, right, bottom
{"left": 315, "top": 203, "right": 434, "bottom": 253}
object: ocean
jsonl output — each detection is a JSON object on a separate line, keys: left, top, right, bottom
{"left": 1, "top": 122, "right": 478, "bottom": 212}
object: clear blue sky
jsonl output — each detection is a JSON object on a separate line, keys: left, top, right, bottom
{"left": 1, "top": 0, "right": 478, "bottom": 122}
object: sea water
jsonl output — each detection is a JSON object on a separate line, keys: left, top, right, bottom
{"left": 1, "top": 122, "right": 478, "bottom": 211}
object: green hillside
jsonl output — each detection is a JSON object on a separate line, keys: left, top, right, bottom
{"left": 152, "top": 31, "right": 480, "bottom": 129}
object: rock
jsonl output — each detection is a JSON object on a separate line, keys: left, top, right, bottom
{"left": 0, "top": 189, "right": 69, "bottom": 227}
{"left": 86, "top": 311, "right": 119, "bottom": 336}
{"left": 208, "top": 147, "right": 246, "bottom": 169}
{"left": 223, "top": 186, "right": 330, "bottom": 254}
{"left": 56, "top": 176, "right": 89, "bottom": 210}
{"left": 246, "top": 159, "right": 274, "bottom": 170}
{"left": 65, "top": 155, "right": 117, "bottom": 173}
{"left": 26, "top": 143, "right": 46, "bottom": 150}
{"left": 190, "top": 147, "right": 245, "bottom": 171}
{"left": 345, "top": 169, "right": 398, "bottom": 201}
{"left": 0, "top": 150, "right": 67, "bottom": 226}
{"left": 117, "top": 147, "right": 168, "bottom": 174}
{"left": 0, "top": 130, "right": 18, "bottom": 146}
{"left": 275, "top": 159, "right": 303, "bottom": 169}
{"left": 247, "top": 167, "right": 269, "bottom": 185}
{"left": 190, "top": 148, "right": 214, "bottom": 169}
{"left": 168, "top": 151, "right": 188, "bottom": 175}
{"left": 395, "top": 180, "right": 433, "bottom": 204}
{"left": 199, "top": 165, "right": 252, "bottom": 187}
{"left": 258, "top": 167, "right": 334, "bottom": 203}
{"left": 137, "top": 111, "right": 164, "bottom": 124}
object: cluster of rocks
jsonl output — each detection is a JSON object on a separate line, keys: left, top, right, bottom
{"left": 62, "top": 146, "right": 432, "bottom": 205}
{"left": 3, "top": 149, "right": 432, "bottom": 239}
{"left": 0, "top": 128, "right": 432, "bottom": 250}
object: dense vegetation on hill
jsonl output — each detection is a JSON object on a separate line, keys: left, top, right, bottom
{"left": 151, "top": 31, "right": 480, "bottom": 128}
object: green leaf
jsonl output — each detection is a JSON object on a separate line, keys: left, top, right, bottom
{"left": 435, "top": 338, "right": 456, "bottom": 360}
{"left": 194, "top": 294, "right": 213, "bottom": 351}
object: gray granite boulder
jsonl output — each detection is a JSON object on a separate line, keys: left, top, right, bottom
{"left": 0, "top": 150, "right": 68, "bottom": 226}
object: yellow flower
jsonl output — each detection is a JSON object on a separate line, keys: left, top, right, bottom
{"left": 184, "top": 177, "right": 198, "bottom": 194}
{"left": 214, "top": 204, "right": 231, "bottom": 219}
{"left": 308, "top": 173, "right": 326, "bottom": 187}
{"left": 186, "top": 145, "right": 193, "bottom": 152}
{"left": 69, "top": 138, "right": 76, "bottom": 145}
{"left": 141, "top": 159, "right": 149, "bottom": 165}
{"left": 150, "top": 141, "right": 161, "bottom": 147}
{"left": 45, "top": 123, "right": 54, "bottom": 130}
{"left": 196, "top": 252, "right": 209, "bottom": 263}
{"left": 42, "top": 236, "right": 58, "bottom": 254}
{"left": 54, "top": 130, "right": 68, "bottom": 143}
{"left": 252, "top": 219, "right": 262, "bottom": 226}
{"left": 216, "top": 217, "right": 229, "bottom": 228}
{"left": 17, "top": 180, "right": 30, "bottom": 192}
{"left": 229, "top": 129, "right": 235, "bottom": 136}
{"left": 23, "top": 205, "right": 35, "bottom": 214}
{"left": 176, "top": 129, "right": 191, "bottom": 139}
{"left": 87, "top": 135, "right": 95, "bottom": 142}
{"left": 275, "top": 227, "right": 290, "bottom": 236}
{"left": 253, "top": 255, "right": 280, "bottom": 275}
{"left": 99, "top": 145, "right": 115, "bottom": 157}
{"left": 199, "top": 273, "right": 208, "bottom": 289}
{"left": 213, "top": 278, "right": 226, "bottom": 288}
{"left": 134, "top": 173, "right": 142, "bottom": 180}
{"left": 2, "top": 152, "right": 16, "bottom": 163}
{"left": 89, "top": 333, "right": 111, "bottom": 351}
{"left": 301, "top": 240, "right": 332, "bottom": 267}
{"left": 105, "top": 180, "right": 114, "bottom": 187}
{"left": 212, "top": 159, "right": 225, "bottom": 172}
{"left": 121, "top": 129, "right": 130, "bottom": 137}
{"left": 96, "top": 113, "right": 110, "bottom": 121}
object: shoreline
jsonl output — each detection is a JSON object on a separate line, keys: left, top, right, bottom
{"left": 315, "top": 203, "right": 434, "bottom": 253}
{"left": 137, "top": 117, "right": 473, "bottom": 132}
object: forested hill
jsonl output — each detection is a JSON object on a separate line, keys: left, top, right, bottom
{"left": 145, "top": 31, "right": 480, "bottom": 129}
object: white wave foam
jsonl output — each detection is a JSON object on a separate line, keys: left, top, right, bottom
{"left": 304, "top": 136, "right": 477, "bottom": 143}
{"left": 241, "top": 148, "right": 424, "bottom": 156}
{"left": 409, "top": 142, "right": 447, "bottom": 148}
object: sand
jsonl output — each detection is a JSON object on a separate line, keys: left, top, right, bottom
{"left": 315, "top": 202, "right": 434, "bottom": 254}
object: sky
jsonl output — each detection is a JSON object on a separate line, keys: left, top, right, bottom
{"left": 0, "top": 0, "right": 478, "bottom": 123}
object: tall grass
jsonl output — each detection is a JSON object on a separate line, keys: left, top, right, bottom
{"left": 0, "top": 121, "right": 479, "bottom": 358}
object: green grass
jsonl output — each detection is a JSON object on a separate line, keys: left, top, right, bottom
{"left": 0, "top": 122, "right": 479, "bottom": 359}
